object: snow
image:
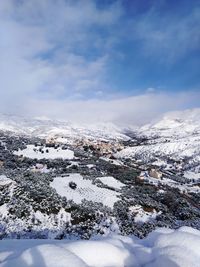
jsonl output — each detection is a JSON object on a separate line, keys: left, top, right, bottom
{"left": 0, "top": 122, "right": 19, "bottom": 133}
{"left": 0, "top": 175, "right": 15, "bottom": 199}
{"left": 116, "top": 135, "right": 200, "bottom": 161}
{"left": 97, "top": 176, "right": 124, "bottom": 190}
{"left": 0, "top": 243, "right": 88, "bottom": 267}
{"left": 0, "top": 205, "right": 71, "bottom": 238}
{"left": 0, "top": 204, "right": 9, "bottom": 218}
{"left": 86, "top": 164, "right": 95, "bottom": 169}
{"left": 0, "top": 175, "right": 13, "bottom": 186}
{"left": 184, "top": 171, "right": 200, "bottom": 180}
{"left": 115, "top": 108, "right": 200, "bottom": 170}
{"left": 129, "top": 205, "right": 161, "bottom": 223}
{"left": 50, "top": 174, "right": 121, "bottom": 208}
{"left": 0, "top": 114, "right": 129, "bottom": 142}
{"left": 100, "top": 157, "right": 124, "bottom": 166}
{"left": 65, "top": 240, "right": 132, "bottom": 267}
{"left": 30, "top": 163, "right": 50, "bottom": 173}
{"left": 0, "top": 227, "right": 200, "bottom": 267}
{"left": 140, "top": 108, "right": 200, "bottom": 138}
{"left": 14, "top": 145, "right": 74, "bottom": 160}
{"left": 33, "top": 208, "right": 71, "bottom": 229}
{"left": 143, "top": 174, "right": 200, "bottom": 194}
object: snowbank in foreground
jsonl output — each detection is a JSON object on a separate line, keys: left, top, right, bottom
{"left": 0, "top": 227, "right": 200, "bottom": 267}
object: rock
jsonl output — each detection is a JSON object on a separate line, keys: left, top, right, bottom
{"left": 149, "top": 169, "right": 163, "bottom": 179}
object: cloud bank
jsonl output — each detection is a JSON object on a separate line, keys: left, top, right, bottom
{"left": 6, "top": 90, "right": 200, "bottom": 127}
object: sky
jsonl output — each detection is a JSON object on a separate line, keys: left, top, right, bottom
{"left": 0, "top": 0, "right": 200, "bottom": 126}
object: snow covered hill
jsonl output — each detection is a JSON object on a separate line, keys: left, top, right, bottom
{"left": 139, "top": 108, "right": 200, "bottom": 138}
{"left": 117, "top": 108, "right": 200, "bottom": 172}
{"left": 0, "top": 226, "right": 200, "bottom": 267}
{"left": 0, "top": 114, "right": 129, "bottom": 142}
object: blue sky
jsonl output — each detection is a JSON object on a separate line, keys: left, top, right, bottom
{"left": 0, "top": 0, "right": 200, "bottom": 124}
{"left": 96, "top": 0, "right": 200, "bottom": 96}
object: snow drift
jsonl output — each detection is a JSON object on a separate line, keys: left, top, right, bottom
{"left": 0, "top": 226, "right": 200, "bottom": 267}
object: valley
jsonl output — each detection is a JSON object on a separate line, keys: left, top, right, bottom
{"left": 0, "top": 110, "right": 200, "bottom": 240}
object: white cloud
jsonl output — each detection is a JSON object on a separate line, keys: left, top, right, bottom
{"left": 6, "top": 90, "right": 200, "bottom": 126}
{"left": 132, "top": 5, "right": 200, "bottom": 62}
{"left": 0, "top": 0, "right": 122, "bottom": 108}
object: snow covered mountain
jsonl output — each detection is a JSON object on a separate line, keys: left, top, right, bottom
{"left": 1, "top": 108, "right": 200, "bottom": 139}
{"left": 139, "top": 108, "right": 200, "bottom": 138}
{"left": 0, "top": 114, "right": 128, "bottom": 142}
{"left": 117, "top": 108, "right": 200, "bottom": 172}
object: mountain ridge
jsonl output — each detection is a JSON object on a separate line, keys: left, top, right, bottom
{"left": 1, "top": 107, "right": 200, "bottom": 137}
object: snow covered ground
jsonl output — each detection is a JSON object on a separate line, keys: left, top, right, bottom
{"left": 0, "top": 175, "right": 13, "bottom": 186}
{"left": 116, "top": 135, "right": 200, "bottom": 164}
{"left": 100, "top": 157, "right": 124, "bottom": 166}
{"left": 0, "top": 226, "right": 200, "bottom": 267}
{"left": 157, "top": 176, "right": 199, "bottom": 194}
{"left": 14, "top": 145, "right": 74, "bottom": 160}
{"left": 97, "top": 176, "right": 124, "bottom": 190}
{"left": 0, "top": 203, "right": 71, "bottom": 239}
{"left": 139, "top": 171, "right": 200, "bottom": 194}
{"left": 184, "top": 171, "right": 200, "bottom": 181}
{"left": 50, "top": 174, "right": 121, "bottom": 208}
{"left": 129, "top": 205, "right": 161, "bottom": 224}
